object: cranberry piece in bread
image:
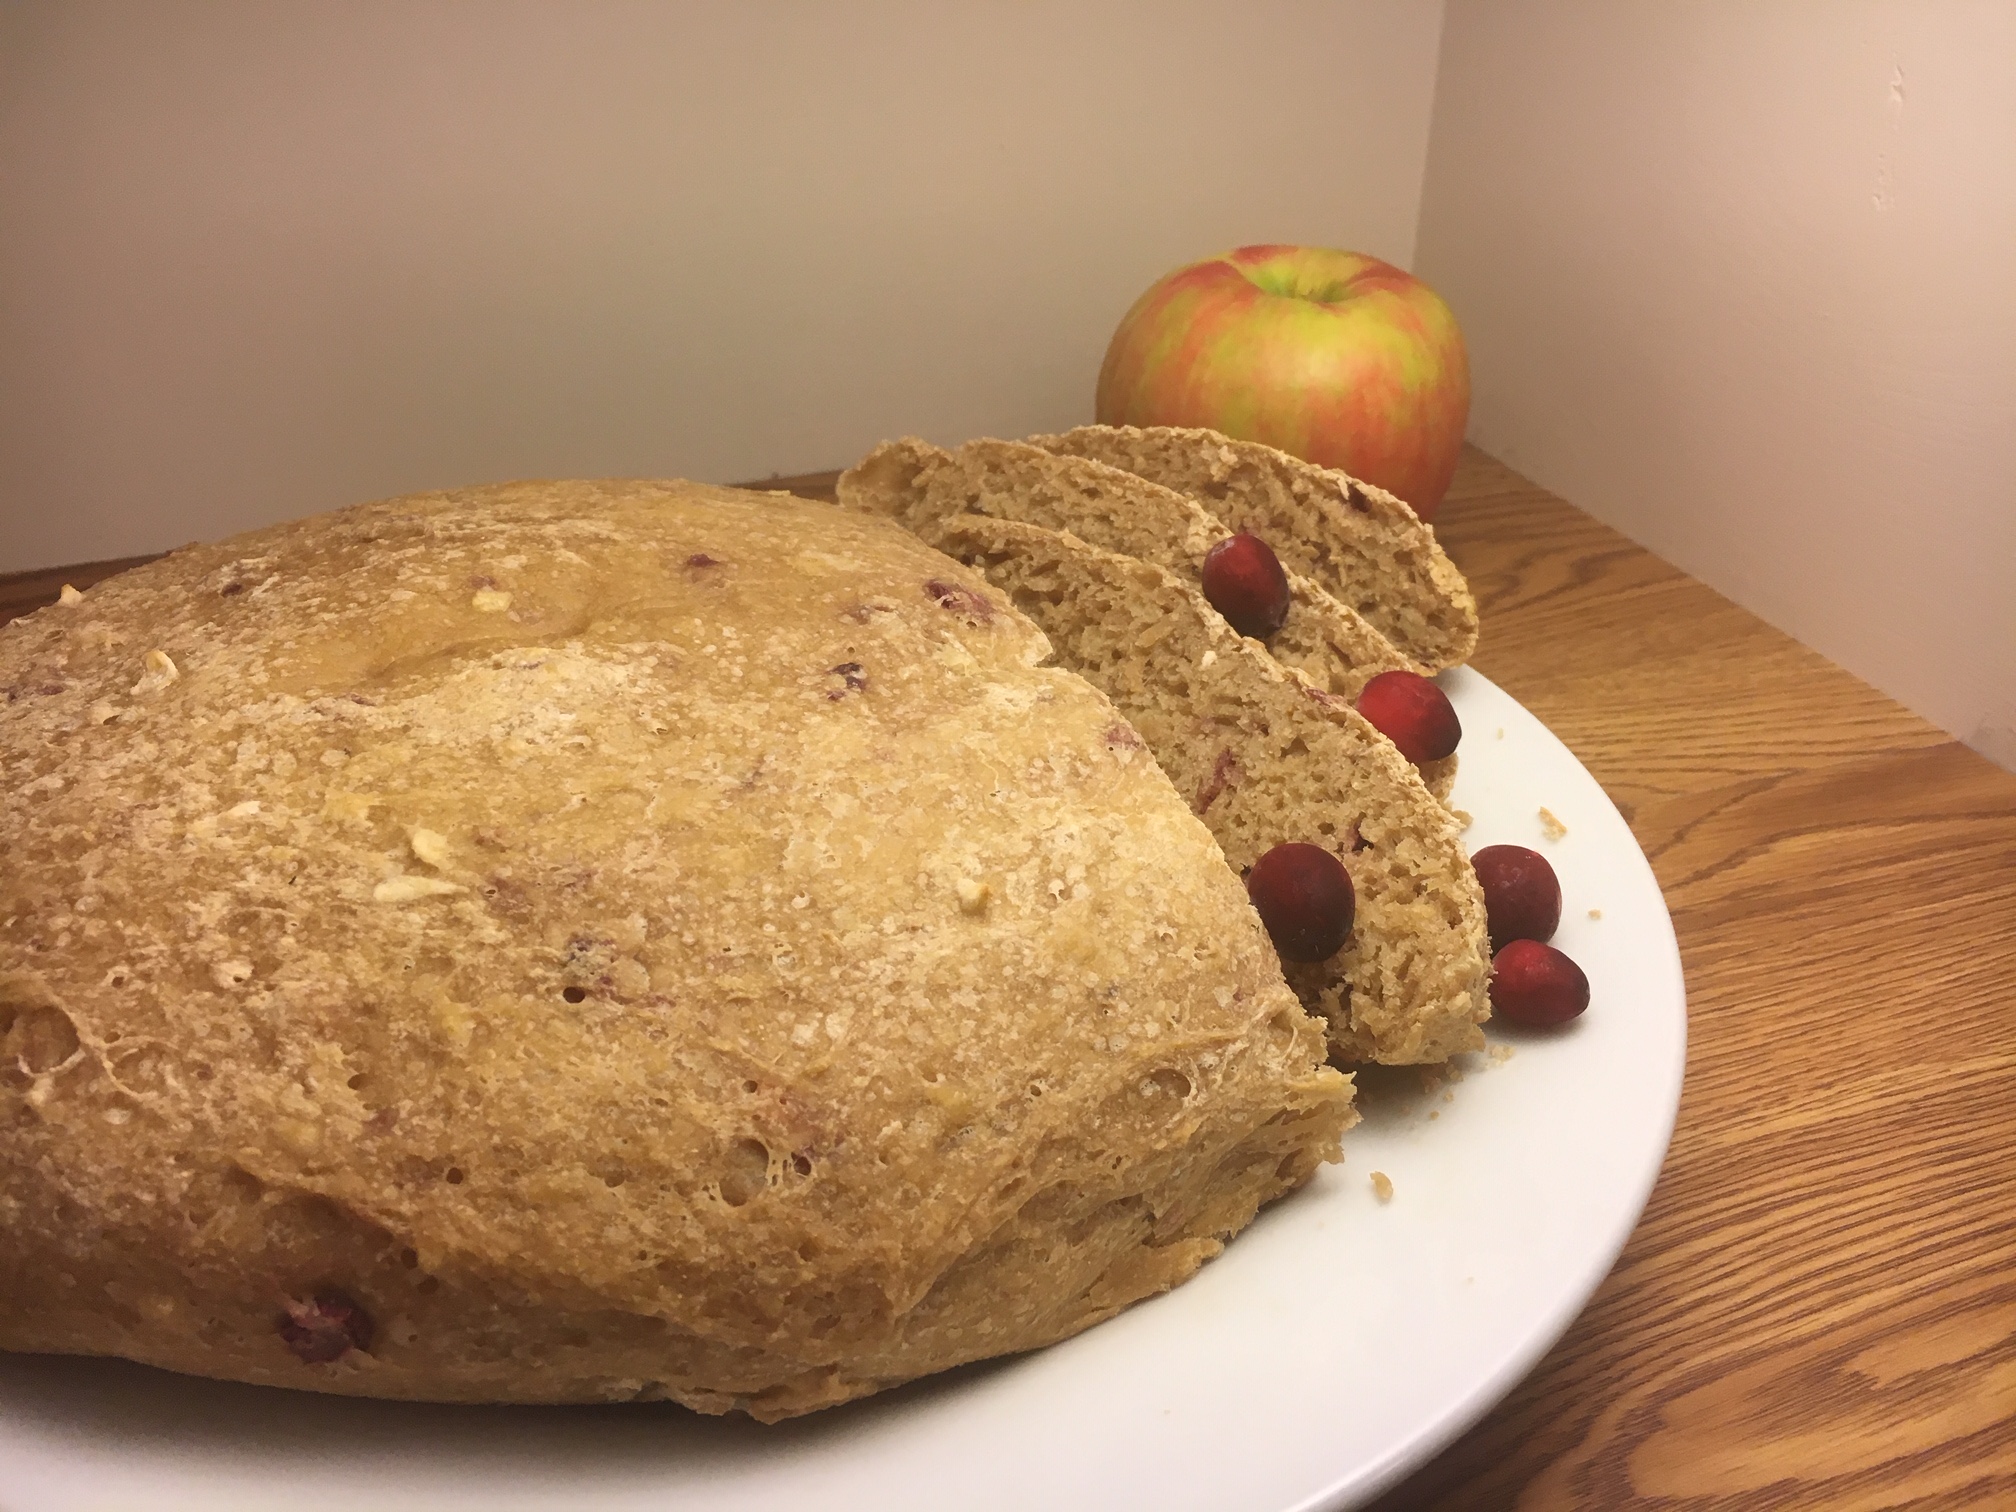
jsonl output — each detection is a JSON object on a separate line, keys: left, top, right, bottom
{"left": 1247, "top": 843, "right": 1356, "bottom": 962}
{"left": 1356, "top": 670, "right": 1461, "bottom": 766}
{"left": 1200, "top": 532, "right": 1291, "bottom": 640}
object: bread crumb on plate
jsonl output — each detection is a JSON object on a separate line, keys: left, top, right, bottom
{"left": 1370, "top": 1171, "right": 1395, "bottom": 1203}
{"left": 1538, "top": 806, "right": 1568, "bottom": 841}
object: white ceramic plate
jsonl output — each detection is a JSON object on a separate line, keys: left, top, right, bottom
{"left": 0, "top": 667, "right": 1686, "bottom": 1512}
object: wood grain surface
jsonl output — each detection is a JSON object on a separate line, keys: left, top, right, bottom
{"left": 4, "top": 450, "right": 2013, "bottom": 1508}
{"left": 1373, "top": 451, "right": 2016, "bottom": 1510}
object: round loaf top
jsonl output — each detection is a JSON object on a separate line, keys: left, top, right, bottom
{"left": 0, "top": 480, "right": 1349, "bottom": 1418}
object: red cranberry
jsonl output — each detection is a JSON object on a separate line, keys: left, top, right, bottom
{"left": 1490, "top": 940, "right": 1589, "bottom": 1027}
{"left": 1246, "top": 843, "right": 1355, "bottom": 962}
{"left": 1355, "top": 670, "right": 1461, "bottom": 765}
{"left": 278, "top": 1289, "right": 375, "bottom": 1363}
{"left": 1471, "top": 844, "right": 1562, "bottom": 950}
{"left": 924, "top": 578, "right": 994, "bottom": 622}
{"left": 1201, "top": 533, "right": 1291, "bottom": 640}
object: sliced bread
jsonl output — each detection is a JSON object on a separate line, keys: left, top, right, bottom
{"left": 1029, "top": 424, "right": 1479, "bottom": 672}
{"left": 838, "top": 437, "right": 1420, "bottom": 697}
{"left": 919, "top": 511, "right": 1491, "bottom": 1066}
{"left": 839, "top": 437, "right": 1456, "bottom": 802}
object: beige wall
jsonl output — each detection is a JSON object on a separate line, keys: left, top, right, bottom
{"left": 0, "top": 0, "right": 1446, "bottom": 571}
{"left": 1416, "top": 1, "right": 2016, "bottom": 768}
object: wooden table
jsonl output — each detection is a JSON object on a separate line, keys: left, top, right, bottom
{"left": 6, "top": 448, "right": 2013, "bottom": 1507}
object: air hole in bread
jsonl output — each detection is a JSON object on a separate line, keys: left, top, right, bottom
{"left": 399, "top": 1247, "right": 419, "bottom": 1269}
{"left": 742, "top": 1079, "right": 760, "bottom": 1094}
{"left": 791, "top": 1151, "right": 813, "bottom": 1177}
{"left": 222, "top": 1165, "right": 264, "bottom": 1205}
{"left": 1146, "top": 1068, "right": 1192, "bottom": 1100}
{"left": 1, "top": 1003, "right": 79, "bottom": 1074}
{"left": 347, "top": 1072, "right": 369, "bottom": 1091}
{"left": 1068, "top": 1191, "right": 1143, "bottom": 1242}
{"left": 718, "top": 1138, "right": 771, "bottom": 1207}
{"left": 444, "top": 1167, "right": 465, "bottom": 1185}
{"left": 1020, "top": 1183, "right": 1075, "bottom": 1224}
{"left": 562, "top": 986, "right": 587, "bottom": 1004}
{"left": 1267, "top": 1011, "right": 1299, "bottom": 1047}
{"left": 3, "top": 1008, "right": 81, "bottom": 1080}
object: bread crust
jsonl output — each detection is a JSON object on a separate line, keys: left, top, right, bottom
{"left": 0, "top": 479, "right": 1353, "bottom": 1419}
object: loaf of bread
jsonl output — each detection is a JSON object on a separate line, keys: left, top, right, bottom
{"left": 1029, "top": 425, "right": 1479, "bottom": 672}
{"left": 919, "top": 513, "right": 1491, "bottom": 1066}
{"left": 0, "top": 479, "right": 1355, "bottom": 1420}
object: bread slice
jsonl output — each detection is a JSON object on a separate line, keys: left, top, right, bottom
{"left": 840, "top": 437, "right": 1455, "bottom": 802}
{"left": 839, "top": 437, "right": 1419, "bottom": 697}
{"left": 919, "top": 512, "right": 1491, "bottom": 1065}
{"left": 1029, "top": 424, "right": 1479, "bottom": 672}
{"left": 0, "top": 480, "right": 1354, "bottom": 1420}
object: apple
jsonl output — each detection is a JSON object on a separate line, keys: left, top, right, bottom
{"left": 1094, "top": 245, "right": 1470, "bottom": 521}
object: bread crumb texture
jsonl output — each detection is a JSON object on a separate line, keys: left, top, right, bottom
{"left": 1027, "top": 425, "right": 1479, "bottom": 673}
{"left": 0, "top": 480, "right": 1353, "bottom": 1420}
{"left": 915, "top": 515, "right": 1490, "bottom": 1066}
{"left": 839, "top": 436, "right": 1418, "bottom": 696}
{"left": 839, "top": 437, "right": 1457, "bottom": 809}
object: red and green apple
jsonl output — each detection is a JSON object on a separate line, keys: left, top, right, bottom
{"left": 1095, "top": 245, "right": 1470, "bottom": 522}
